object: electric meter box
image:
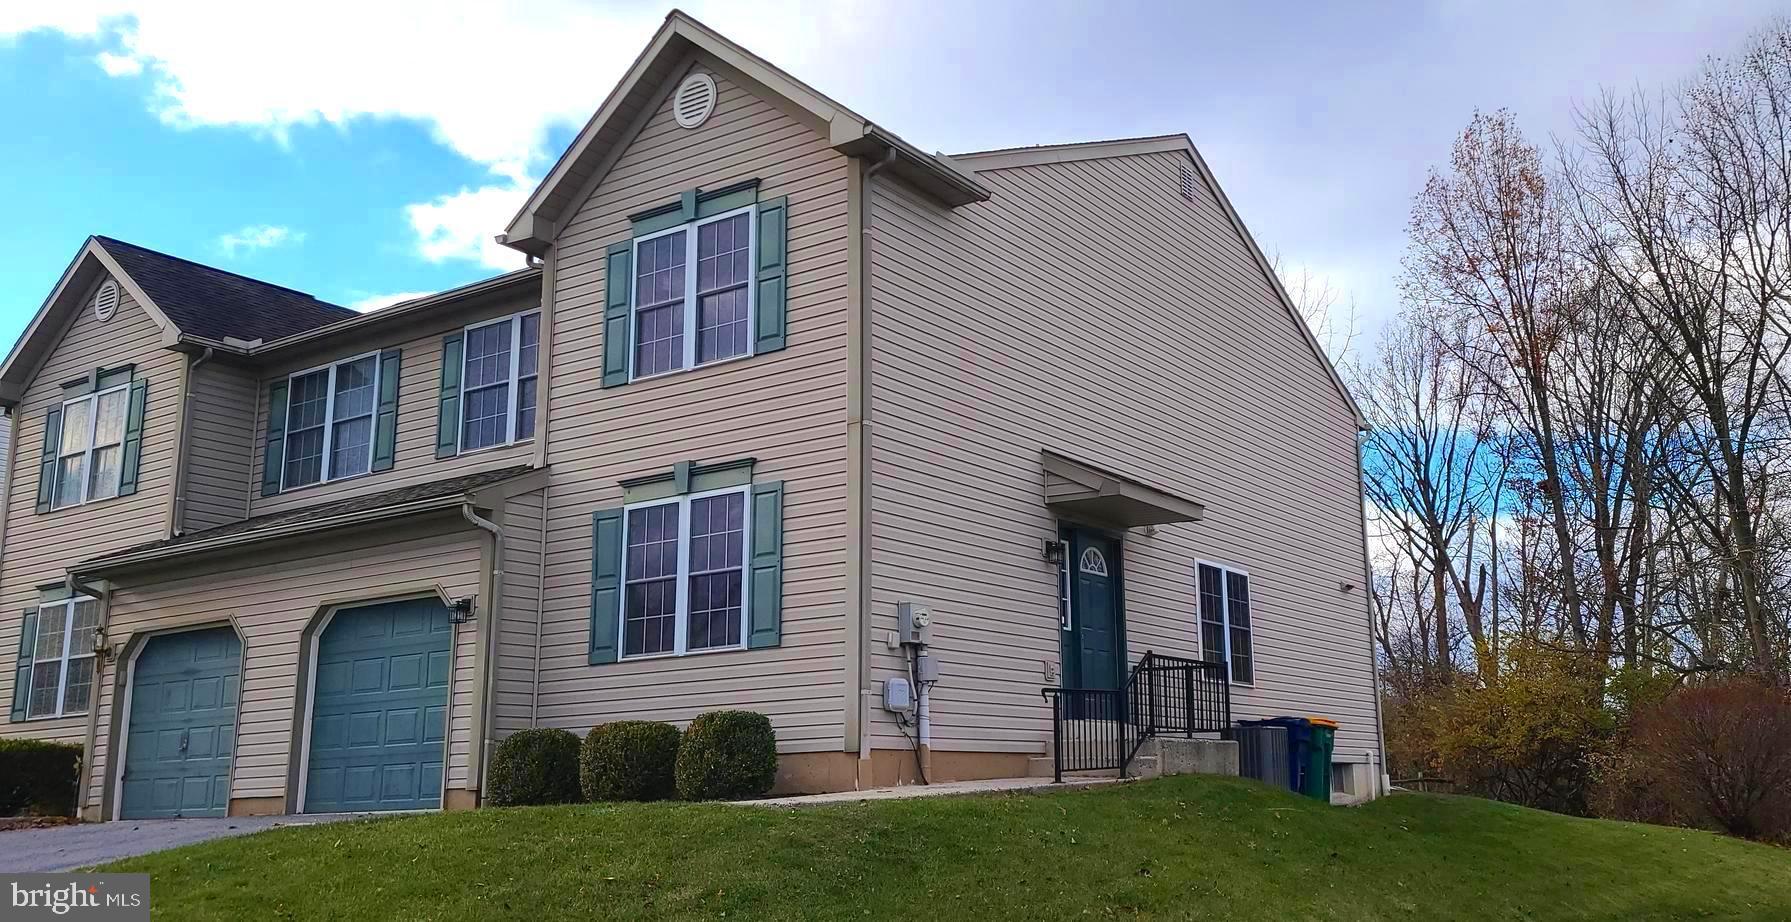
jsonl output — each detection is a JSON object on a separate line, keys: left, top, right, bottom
{"left": 897, "top": 602, "right": 933, "bottom": 646}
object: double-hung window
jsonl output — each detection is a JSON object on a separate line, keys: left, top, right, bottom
{"left": 630, "top": 206, "right": 755, "bottom": 379}
{"left": 460, "top": 310, "right": 541, "bottom": 452}
{"left": 1198, "top": 562, "right": 1254, "bottom": 684}
{"left": 53, "top": 384, "right": 128, "bottom": 508}
{"left": 621, "top": 487, "right": 750, "bottom": 658}
{"left": 282, "top": 353, "right": 381, "bottom": 490}
{"left": 26, "top": 597, "right": 99, "bottom": 719}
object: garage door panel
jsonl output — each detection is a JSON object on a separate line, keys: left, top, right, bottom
{"left": 305, "top": 599, "right": 451, "bottom": 813}
{"left": 121, "top": 627, "right": 242, "bottom": 819}
{"left": 427, "top": 650, "right": 450, "bottom": 687}
{"left": 423, "top": 705, "right": 447, "bottom": 744}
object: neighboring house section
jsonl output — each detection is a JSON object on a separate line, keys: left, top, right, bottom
{"left": 0, "top": 10, "right": 1384, "bottom": 820}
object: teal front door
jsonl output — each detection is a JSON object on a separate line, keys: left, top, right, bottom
{"left": 304, "top": 599, "right": 451, "bottom": 813}
{"left": 121, "top": 627, "right": 241, "bottom": 819}
{"left": 1062, "top": 528, "right": 1124, "bottom": 694}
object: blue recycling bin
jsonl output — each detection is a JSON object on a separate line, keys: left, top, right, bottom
{"left": 1236, "top": 717, "right": 1314, "bottom": 793}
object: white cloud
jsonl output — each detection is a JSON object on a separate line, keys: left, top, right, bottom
{"left": 2, "top": 1, "right": 885, "bottom": 269}
{"left": 407, "top": 177, "right": 534, "bottom": 271}
{"left": 217, "top": 223, "right": 304, "bottom": 256}
{"left": 348, "top": 291, "right": 435, "bottom": 313}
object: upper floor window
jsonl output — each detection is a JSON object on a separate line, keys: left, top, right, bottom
{"left": 283, "top": 353, "right": 380, "bottom": 489}
{"left": 460, "top": 310, "right": 540, "bottom": 452}
{"left": 1198, "top": 562, "right": 1254, "bottom": 684}
{"left": 631, "top": 207, "right": 755, "bottom": 379}
{"left": 53, "top": 384, "right": 128, "bottom": 508}
{"left": 22, "top": 596, "right": 99, "bottom": 719}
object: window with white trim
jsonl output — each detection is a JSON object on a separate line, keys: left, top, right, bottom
{"left": 460, "top": 309, "right": 541, "bottom": 452}
{"left": 53, "top": 384, "right": 128, "bottom": 508}
{"left": 283, "top": 353, "right": 381, "bottom": 489}
{"left": 621, "top": 487, "right": 749, "bottom": 658}
{"left": 27, "top": 597, "right": 99, "bottom": 719}
{"left": 1198, "top": 562, "right": 1254, "bottom": 684}
{"left": 631, "top": 206, "right": 754, "bottom": 378}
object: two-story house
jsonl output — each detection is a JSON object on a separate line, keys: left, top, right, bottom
{"left": 0, "top": 11, "right": 1383, "bottom": 821}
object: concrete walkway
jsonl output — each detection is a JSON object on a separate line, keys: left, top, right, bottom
{"left": 0, "top": 813, "right": 367, "bottom": 873}
{"left": 741, "top": 775, "right": 1122, "bottom": 808}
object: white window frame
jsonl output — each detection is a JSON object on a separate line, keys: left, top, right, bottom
{"left": 628, "top": 204, "right": 757, "bottom": 381}
{"left": 52, "top": 382, "right": 130, "bottom": 509}
{"left": 27, "top": 596, "right": 99, "bottom": 719}
{"left": 618, "top": 484, "right": 753, "bottom": 660}
{"left": 457, "top": 308, "right": 542, "bottom": 454}
{"left": 280, "top": 351, "right": 383, "bottom": 491}
{"left": 1197, "top": 560, "right": 1255, "bottom": 686}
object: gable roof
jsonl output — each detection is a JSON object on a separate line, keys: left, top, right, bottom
{"left": 952, "top": 134, "right": 1366, "bottom": 429}
{"left": 498, "top": 9, "right": 990, "bottom": 256}
{"left": 95, "top": 236, "right": 357, "bottom": 343}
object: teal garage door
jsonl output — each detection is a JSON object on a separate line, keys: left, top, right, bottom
{"left": 304, "top": 599, "right": 451, "bottom": 813}
{"left": 121, "top": 627, "right": 242, "bottom": 819}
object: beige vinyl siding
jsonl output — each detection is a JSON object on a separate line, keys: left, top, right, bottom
{"left": 245, "top": 293, "right": 540, "bottom": 517}
{"left": 533, "top": 59, "right": 851, "bottom": 753}
{"left": 181, "top": 361, "right": 257, "bottom": 531}
{"left": 865, "top": 150, "right": 1381, "bottom": 760}
{"left": 84, "top": 524, "right": 485, "bottom": 808}
{"left": 0, "top": 277, "right": 182, "bottom": 743}
{"left": 493, "top": 490, "right": 544, "bottom": 736}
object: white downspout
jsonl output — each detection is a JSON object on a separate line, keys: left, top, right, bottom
{"left": 461, "top": 503, "right": 504, "bottom": 802}
{"left": 855, "top": 147, "right": 898, "bottom": 768}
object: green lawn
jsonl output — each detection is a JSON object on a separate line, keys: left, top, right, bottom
{"left": 106, "top": 775, "right": 1788, "bottom": 921}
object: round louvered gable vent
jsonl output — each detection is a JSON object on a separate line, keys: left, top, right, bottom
{"left": 673, "top": 73, "right": 718, "bottom": 129}
{"left": 93, "top": 280, "right": 120, "bottom": 322}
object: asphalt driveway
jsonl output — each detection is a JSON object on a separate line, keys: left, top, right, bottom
{"left": 0, "top": 813, "right": 366, "bottom": 872}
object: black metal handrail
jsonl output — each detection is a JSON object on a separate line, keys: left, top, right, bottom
{"left": 1041, "top": 651, "right": 1231, "bottom": 782}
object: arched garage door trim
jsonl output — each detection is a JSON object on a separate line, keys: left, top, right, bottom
{"left": 294, "top": 590, "right": 456, "bottom": 814}
{"left": 110, "top": 620, "right": 246, "bottom": 821}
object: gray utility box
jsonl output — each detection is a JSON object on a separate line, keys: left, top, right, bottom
{"left": 1224, "top": 725, "right": 1291, "bottom": 791}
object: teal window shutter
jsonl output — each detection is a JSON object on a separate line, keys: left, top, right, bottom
{"left": 754, "top": 197, "right": 788, "bottom": 355}
{"left": 436, "top": 334, "right": 464, "bottom": 458}
{"left": 602, "top": 242, "right": 633, "bottom": 388}
{"left": 117, "top": 377, "right": 148, "bottom": 496}
{"left": 748, "top": 481, "right": 784, "bottom": 648}
{"left": 10, "top": 609, "right": 37, "bottom": 721}
{"left": 35, "top": 408, "right": 62, "bottom": 513}
{"left": 589, "top": 507, "right": 624, "bottom": 664}
{"left": 372, "top": 349, "right": 402, "bottom": 472}
{"left": 260, "top": 379, "right": 289, "bottom": 496}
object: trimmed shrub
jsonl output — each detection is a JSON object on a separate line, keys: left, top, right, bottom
{"left": 0, "top": 739, "right": 82, "bottom": 817}
{"left": 487, "top": 728, "right": 581, "bottom": 807}
{"left": 674, "top": 710, "right": 777, "bottom": 801}
{"left": 580, "top": 721, "right": 681, "bottom": 802}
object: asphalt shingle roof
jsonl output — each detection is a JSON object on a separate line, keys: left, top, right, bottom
{"left": 80, "top": 465, "right": 536, "bottom": 567}
{"left": 96, "top": 236, "right": 358, "bottom": 342}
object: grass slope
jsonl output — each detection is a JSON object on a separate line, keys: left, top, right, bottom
{"left": 108, "top": 776, "right": 1788, "bottom": 921}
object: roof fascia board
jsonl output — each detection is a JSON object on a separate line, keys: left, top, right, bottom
{"left": 1176, "top": 139, "right": 1366, "bottom": 428}
{"left": 250, "top": 268, "right": 541, "bottom": 357}
{"left": 951, "top": 135, "right": 1190, "bottom": 171}
{"left": 545, "top": 49, "right": 700, "bottom": 245}
{"left": 0, "top": 239, "right": 183, "bottom": 407}
{"left": 501, "top": 19, "right": 682, "bottom": 246}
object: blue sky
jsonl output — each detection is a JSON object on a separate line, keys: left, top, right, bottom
{"left": 1, "top": 1, "right": 1782, "bottom": 354}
